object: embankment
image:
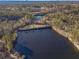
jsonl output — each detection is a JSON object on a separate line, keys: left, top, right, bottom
{"left": 52, "top": 26, "right": 79, "bottom": 51}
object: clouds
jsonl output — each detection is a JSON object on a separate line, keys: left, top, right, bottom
{"left": 0, "top": 0, "right": 26, "bottom": 1}
{"left": 28, "top": 0, "right": 53, "bottom": 1}
{"left": 0, "top": 0, "right": 78, "bottom": 1}
{"left": 28, "top": 0, "right": 79, "bottom": 1}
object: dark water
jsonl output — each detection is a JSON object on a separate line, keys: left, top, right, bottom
{"left": 14, "top": 28, "right": 79, "bottom": 59}
{"left": 0, "top": 16, "right": 22, "bottom": 21}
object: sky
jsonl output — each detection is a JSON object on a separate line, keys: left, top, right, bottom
{"left": 0, "top": 0, "right": 79, "bottom": 1}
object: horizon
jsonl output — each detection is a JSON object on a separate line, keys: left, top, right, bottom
{"left": 0, "top": 0, "right": 79, "bottom": 1}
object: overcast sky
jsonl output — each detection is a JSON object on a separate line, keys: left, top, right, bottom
{"left": 0, "top": 0, "right": 79, "bottom": 1}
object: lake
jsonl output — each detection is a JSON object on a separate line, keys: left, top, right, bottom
{"left": 14, "top": 28, "right": 79, "bottom": 59}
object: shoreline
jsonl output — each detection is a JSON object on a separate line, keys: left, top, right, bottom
{"left": 52, "top": 26, "right": 79, "bottom": 51}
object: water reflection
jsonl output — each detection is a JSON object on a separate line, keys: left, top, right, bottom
{"left": 14, "top": 28, "right": 79, "bottom": 59}
{"left": 14, "top": 43, "right": 33, "bottom": 59}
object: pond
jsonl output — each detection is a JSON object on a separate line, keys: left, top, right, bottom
{"left": 0, "top": 16, "right": 22, "bottom": 21}
{"left": 34, "top": 13, "right": 47, "bottom": 20}
{"left": 14, "top": 28, "right": 79, "bottom": 59}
